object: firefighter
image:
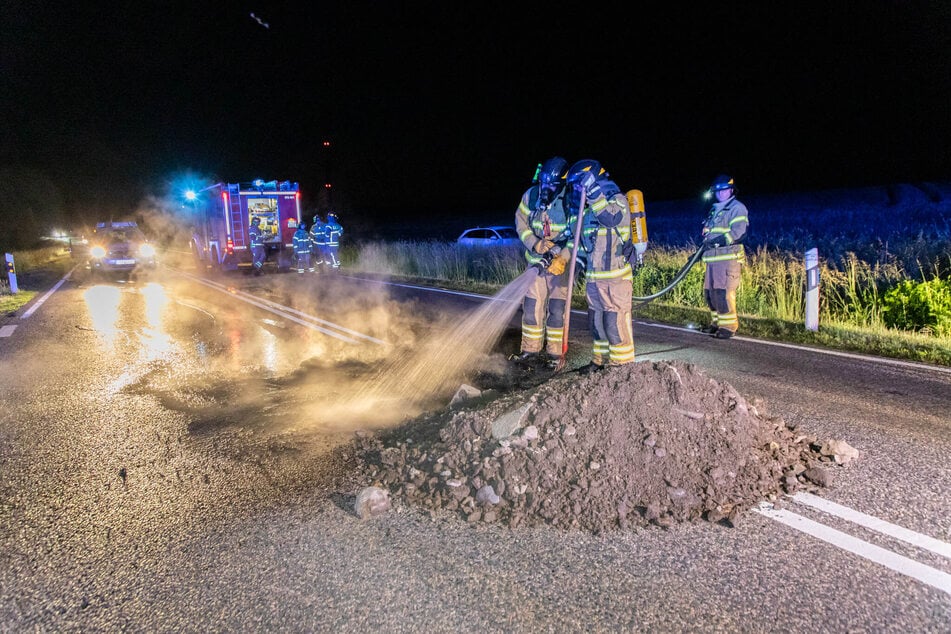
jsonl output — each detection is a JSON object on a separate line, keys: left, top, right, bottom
{"left": 249, "top": 216, "right": 266, "bottom": 275}
{"left": 325, "top": 212, "right": 343, "bottom": 269}
{"left": 700, "top": 174, "right": 749, "bottom": 339}
{"left": 309, "top": 214, "right": 328, "bottom": 270}
{"left": 512, "top": 156, "right": 575, "bottom": 366}
{"left": 567, "top": 160, "right": 635, "bottom": 372}
{"left": 292, "top": 221, "right": 314, "bottom": 273}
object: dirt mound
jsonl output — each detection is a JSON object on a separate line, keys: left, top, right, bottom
{"left": 351, "top": 360, "right": 851, "bottom": 532}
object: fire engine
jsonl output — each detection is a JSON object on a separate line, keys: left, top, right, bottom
{"left": 188, "top": 179, "right": 302, "bottom": 272}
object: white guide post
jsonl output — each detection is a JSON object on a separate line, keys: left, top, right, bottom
{"left": 4, "top": 253, "right": 17, "bottom": 294}
{"left": 804, "top": 248, "right": 819, "bottom": 331}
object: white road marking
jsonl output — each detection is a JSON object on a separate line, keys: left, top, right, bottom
{"left": 0, "top": 325, "right": 17, "bottom": 337}
{"left": 174, "top": 270, "right": 384, "bottom": 345}
{"left": 20, "top": 266, "right": 76, "bottom": 319}
{"left": 756, "top": 502, "right": 951, "bottom": 596}
{"left": 340, "top": 274, "right": 951, "bottom": 376}
{"left": 791, "top": 492, "right": 951, "bottom": 560}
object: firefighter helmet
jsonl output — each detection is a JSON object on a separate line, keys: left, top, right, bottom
{"left": 251, "top": 216, "right": 261, "bottom": 225}
{"left": 537, "top": 157, "right": 568, "bottom": 189}
{"left": 298, "top": 221, "right": 307, "bottom": 231}
{"left": 566, "top": 159, "right": 607, "bottom": 188}
{"left": 710, "top": 174, "right": 735, "bottom": 192}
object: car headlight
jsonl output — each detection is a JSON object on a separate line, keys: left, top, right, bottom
{"left": 90, "top": 245, "right": 106, "bottom": 258}
{"left": 139, "top": 244, "right": 156, "bottom": 257}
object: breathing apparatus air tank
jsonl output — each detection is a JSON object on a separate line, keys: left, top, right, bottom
{"left": 626, "top": 189, "right": 649, "bottom": 263}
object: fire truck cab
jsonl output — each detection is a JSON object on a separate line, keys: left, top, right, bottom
{"left": 189, "top": 179, "right": 302, "bottom": 272}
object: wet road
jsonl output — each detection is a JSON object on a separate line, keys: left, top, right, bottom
{"left": 1, "top": 263, "right": 949, "bottom": 631}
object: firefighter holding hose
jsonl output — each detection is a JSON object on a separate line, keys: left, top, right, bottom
{"left": 512, "top": 156, "right": 577, "bottom": 367}
{"left": 700, "top": 174, "right": 749, "bottom": 339}
{"left": 567, "top": 160, "right": 635, "bottom": 373}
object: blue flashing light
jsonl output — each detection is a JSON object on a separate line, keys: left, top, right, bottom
{"left": 185, "top": 190, "right": 197, "bottom": 201}
{"left": 252, "top": 179, "right": 265, "bottom": 189}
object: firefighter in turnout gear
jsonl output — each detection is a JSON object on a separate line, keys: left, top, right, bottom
{"left": 700, "top": 174, "right": 749, "bottom": 339}
{"left": 249, "top": 216, "right": 266, "bottom": 275}
{"left": 325, "top": 212, "right": 343, "bottom": 268}
{"left": 309, "top": 214, "right": 328, "bottom": 269}
{"left": 513, "top": 156, "right": 576, "bottom": 366}
{"left": 293, "top": 221, "right": 314, "bottom": 273}
{"left": 567, "top": 160, "right": 635, "bottom": 371}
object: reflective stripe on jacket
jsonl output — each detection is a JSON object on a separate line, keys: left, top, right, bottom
{"left": 515, "top": 186, "right": 576, "bottom": 265}
{"left": 580, "top": 191, "right": 633, "bottom": 281}
{"left": 701, "top": 197, "right": 748, "bottom": 264}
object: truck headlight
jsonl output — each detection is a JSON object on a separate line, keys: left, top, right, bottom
{"left": 90, "top": 245, "right": 106, "bottom": 258}
{"left": 139, "top": 244, "right": 156, "bottom": 257}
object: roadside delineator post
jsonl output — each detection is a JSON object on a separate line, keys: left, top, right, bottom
{"left": 4, "top": 253, "right": 17, "bottom": 294}
{"left": 805, "top": 248, "right": 819, "bottom": 331}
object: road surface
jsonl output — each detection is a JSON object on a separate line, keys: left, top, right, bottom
{"left": 1, "top": 263, "right": 949, "bottom": 631}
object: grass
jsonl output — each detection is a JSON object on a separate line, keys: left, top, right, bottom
{"left": 0, "top": 245, "right": 73, "bottom": 315}
{"left": 346, "top": 237, "right": 951, "bottom": 366}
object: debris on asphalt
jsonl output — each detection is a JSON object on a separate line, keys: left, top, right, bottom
{"left": 350, "top": 360, "right": 854, "bottom": 531}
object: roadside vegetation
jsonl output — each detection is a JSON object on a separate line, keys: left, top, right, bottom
{"left": 347, "top": 184, "right": 951, "bottom": 366}
{"left": 0, "top": 245, "right": 72, "bottom": 315}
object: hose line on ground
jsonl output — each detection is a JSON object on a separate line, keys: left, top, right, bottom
{"left": 631, "top": 246, "right": 704, "bottom": 311}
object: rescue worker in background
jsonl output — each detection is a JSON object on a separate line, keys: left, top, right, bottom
{"left": 249, "top": 216, "right": 266, "bottom": 275}
{"left": 325, "top": 212, "right": 344, "bottom": 269}
{"left": 568, "top": 159, "right": 635, "bottom": 372}
{"left": 309, "top": 214, "right": 328, "bottom": 270}
{"left": 700, "top": 174, "right": 749, "bottom": 339}
{"left": 513, "top": 156, "right": 575, "bottom": 366}
{"left": 292, "top": 221, "right": 314, "bottom": 274}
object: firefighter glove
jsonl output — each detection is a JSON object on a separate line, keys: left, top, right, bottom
{"left": 547, "top": 251, "right": 570, "bottom": 276}
{"left": 534, "top": 238, "right": 556, "bottom": 255}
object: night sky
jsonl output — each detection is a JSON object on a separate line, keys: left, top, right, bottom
{"left": 3, "top": 1, "right": 951, "bottom": 226}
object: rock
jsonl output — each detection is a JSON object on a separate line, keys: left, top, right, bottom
{"left": 450, "top": 384, "right": 482, "bottom": 408}
{"left": 354, "top": 486, "right": 391, "bottom": 519}
{"left": 803, "top": 467, "right": 834, "bottom": 488}
{"left": 476, "top": 485, "right": 500, "bottom": 505}
{"left": 491, "top": 403, "right": 531, "bottom": 439}
{"left": 820, "top": 439, "right": 859, "bottom": 465}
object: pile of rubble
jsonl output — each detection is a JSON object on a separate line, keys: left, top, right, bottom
{"left": 350, "top": 360, "right": 857, "bottom": 531}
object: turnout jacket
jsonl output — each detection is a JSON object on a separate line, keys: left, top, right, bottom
{"left": 701, "top": 197, "right": 749, "bottom": 264}
{"left": 578, "top": 184, "right": 633, "bottom": 282}
{"left": 515, "top": 186, "right": 576, "bottom": 266}
{"left": 292, "top": 228, "right": 311, "bottom": 253}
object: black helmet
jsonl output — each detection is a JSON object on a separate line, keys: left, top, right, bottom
{"left": 566, "top": 159, "right": 607, "bottom": 188}
{"left": 536, "top": 156, "right": 568, "bottom": 205}
{"left": 298, "top": 221, "right": 307, "bottom": 231}
{"left": 251, "top": 216, "right": 261, "bottom": 225}
{"left": 710, "top": 174, "right": 735, "bottom": 192}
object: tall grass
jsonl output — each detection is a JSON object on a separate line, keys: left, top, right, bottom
{"left": 348, "top": 240, "right": 524, "bottom": 285}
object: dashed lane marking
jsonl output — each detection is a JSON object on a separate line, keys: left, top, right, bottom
{"left": 173, "top": 270, "right": 385, "bottom": 345}
{"left": 0, "top": 325, "right": 17, "bottom": 337}
{"left": 756, "top": 502, "right": 951, "bottom": 596}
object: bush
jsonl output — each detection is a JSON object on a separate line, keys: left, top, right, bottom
{"left": 882, "top": 277, "right": 951, "bottom": 336}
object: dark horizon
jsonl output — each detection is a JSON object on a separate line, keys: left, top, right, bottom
{"left": 4, "top": 2, "right": 951, "bottom": 225}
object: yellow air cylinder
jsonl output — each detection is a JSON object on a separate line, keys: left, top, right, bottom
{"left": 626, "top": 189, "right": 648, "bottom": 247}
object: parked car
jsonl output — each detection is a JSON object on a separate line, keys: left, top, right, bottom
{"left": 86, "top": 221, "right": 157, "bottom": 276}
{"left": 456, "top": 225, "right": 521, "bottom": 247}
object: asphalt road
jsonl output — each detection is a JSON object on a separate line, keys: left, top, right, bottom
{"left": 1, "top": 262, "right": 949, "bottom": 631}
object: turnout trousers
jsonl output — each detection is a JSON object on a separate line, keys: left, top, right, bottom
{"left": 520, "top": 269, "right": 571, "bottom": 357}
{"left": 586, "top": 277, "right": 635, "bottom": 366}
{"left": 703, "top": 260, "right": 741, "bottom": 334}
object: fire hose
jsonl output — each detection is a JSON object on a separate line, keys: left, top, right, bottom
{"left": 630, "top": 245, "right": 704, "bottom": 310}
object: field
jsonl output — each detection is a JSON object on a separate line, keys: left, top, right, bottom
{"left": 348, "top": 182, "right": 951, "bottom": 364}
